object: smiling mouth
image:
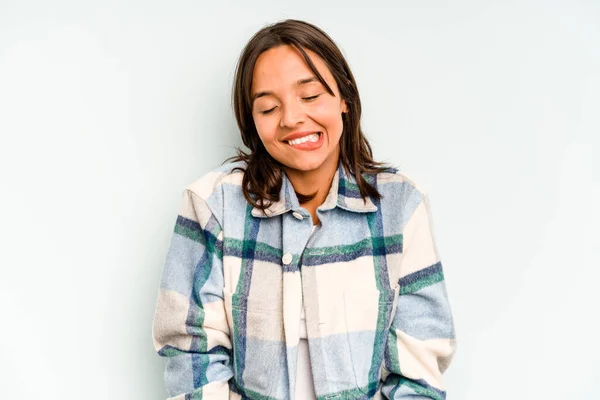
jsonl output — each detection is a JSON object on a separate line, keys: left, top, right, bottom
{"left": 286, "top": 132, "right": 321, "bottom": 146}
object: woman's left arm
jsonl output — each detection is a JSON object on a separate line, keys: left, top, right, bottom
{"left": 381, "top": 191, "right": 457, "bottom": 400}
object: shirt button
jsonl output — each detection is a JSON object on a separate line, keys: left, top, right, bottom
{"left": 282, "top": 253, "right": 293, "bottom": 265}
{"left": 292, "top": 212, "right": 303, "bottom": 220}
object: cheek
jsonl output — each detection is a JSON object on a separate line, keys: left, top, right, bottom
{"left": 313, "top": 104, "right": 344, "bottom": 135}
{"left": 253, "top": 118, "right": 276, "bottom": 143}
{"left": 315, "top": 109, "right": 343, "bottom": 135}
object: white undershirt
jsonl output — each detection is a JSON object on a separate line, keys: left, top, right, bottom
{"left": 295, "top": 298, "right": 316, "bottom": 400}
{"left": 295, "top": 224, "right": 318, "bottom": 400}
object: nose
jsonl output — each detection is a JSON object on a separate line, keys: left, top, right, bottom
{"left": 279, "top": 100, "right": 305, "bottom": 128}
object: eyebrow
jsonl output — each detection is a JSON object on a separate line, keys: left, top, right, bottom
{"left": 252, "top": 76, "right": 319, "bottom": 103}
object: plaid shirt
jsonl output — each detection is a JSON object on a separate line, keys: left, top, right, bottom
{"left": 152, "top": 161, "right": 457, "bottom": 400}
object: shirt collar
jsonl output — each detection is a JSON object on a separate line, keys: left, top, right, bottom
{"left": 251, "top": 161, "right": 378, "bottom": 218}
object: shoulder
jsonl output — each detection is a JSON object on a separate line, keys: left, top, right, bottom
{"left": 373, "top": 166, "right": 428, "bottom": 199}
{"left": 183, "top": 160, "right": 246, "bottom": 203}
{"left": 371, "top": 166, "right": 432, "bottom": 225}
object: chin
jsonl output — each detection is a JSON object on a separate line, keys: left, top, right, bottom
{"left": 285, "top": 159, "right": 325, "bottom": 173}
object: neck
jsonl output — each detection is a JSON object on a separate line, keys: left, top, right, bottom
{"left": 283, "top": 152, "right": 339, "bottom": 224}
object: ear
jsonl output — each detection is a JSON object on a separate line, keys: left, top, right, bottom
{"left": 341, "top": 99, "right": 348, "bottom": 114}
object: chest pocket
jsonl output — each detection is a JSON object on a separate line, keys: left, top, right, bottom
{"left": 343, "top": 285, "right": 400, "bottom": 394}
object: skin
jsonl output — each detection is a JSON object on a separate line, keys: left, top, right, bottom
{"left": 251, "top": 45, "right": 348, "bottom": 225}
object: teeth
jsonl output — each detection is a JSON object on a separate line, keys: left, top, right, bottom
{"left": 288, "top": 133, "right": 320, "bottom": 146}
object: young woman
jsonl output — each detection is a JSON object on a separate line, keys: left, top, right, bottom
{"left": 152, "top": 19, "right": 456, "bottom": 400}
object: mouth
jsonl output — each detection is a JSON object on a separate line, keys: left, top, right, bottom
{"left": 285, "top": 132, "right": 322, "bottom": 146}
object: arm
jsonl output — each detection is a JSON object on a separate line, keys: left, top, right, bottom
{"left": 152, "top": 189, "right": 233, "bottom": 399}
{"left": 382, "top": 191, "right": 457, "bottom": 400}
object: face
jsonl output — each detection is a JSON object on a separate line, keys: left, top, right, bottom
{"left": 251, "top": 45, "right": 347, "bottom": 176}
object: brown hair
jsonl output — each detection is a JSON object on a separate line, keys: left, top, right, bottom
{"left": 228, "top": 19, "right": 388, "bottom": 211}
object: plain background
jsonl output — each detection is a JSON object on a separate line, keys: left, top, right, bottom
{"left": 0, "top": 1, "right": 598, "bottom": 399}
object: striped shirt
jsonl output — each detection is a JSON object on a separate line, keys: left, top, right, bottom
{"left": 152, "top": 160, "right": 457, "bottom": 400}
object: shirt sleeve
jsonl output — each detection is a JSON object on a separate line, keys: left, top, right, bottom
{"left": 381, "top": 191, "right": 457, "bottom": 399}
{"left": 152, "top": 189, "right": 233, "bottom": 400}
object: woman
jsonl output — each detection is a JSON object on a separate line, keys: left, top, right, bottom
{"left": 152, "top": 19, "right": 456, "bottom": 400}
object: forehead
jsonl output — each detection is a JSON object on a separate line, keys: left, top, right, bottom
{"left": 251, "top": 45, "right": 334, "bottom": 91}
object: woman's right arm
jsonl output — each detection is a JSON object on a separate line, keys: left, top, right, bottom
{"left": 152, "top": 189, "right": 233, "bottom": 399}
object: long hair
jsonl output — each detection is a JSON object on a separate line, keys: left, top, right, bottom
{"left": 228, "top": 19, "right": 388, "bottom": 211}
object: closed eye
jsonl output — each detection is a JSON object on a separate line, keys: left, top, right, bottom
{"left": 261, "top": 106, "right": 276, "bottom": 115}
{"left": 302, "top": 94, "right": 321, "bottom": 101}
